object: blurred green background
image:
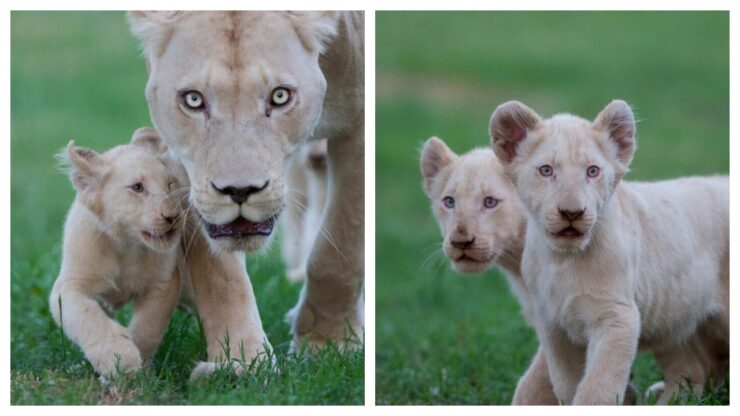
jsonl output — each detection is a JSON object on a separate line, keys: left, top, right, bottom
{"left": 11, "top": 11, "right": 362, "bottom": 405}
{"left": 375, "top": 11, "right": 728, "bottom": 405}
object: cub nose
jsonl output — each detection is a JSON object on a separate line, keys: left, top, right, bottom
{"left": 559, "top": 208, "right": 585, "bottom": 221}
{"left": 161, "top": 213, "right": 177, "bottom": 225}
{"left": 212, "top": 181, "right": 269, "bottom": 204}
{"left": 451, "top": 237, "right": 475, "bottom": 250}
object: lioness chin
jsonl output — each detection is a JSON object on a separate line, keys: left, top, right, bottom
{"left": 491, "top": 100, "right": 729, "bottom": 405}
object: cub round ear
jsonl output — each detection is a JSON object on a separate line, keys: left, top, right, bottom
{"left": 127, "top": 11, "right": 184, "bottom": 59}
{"left": 131, "top": 127, "right": 167, "bottom": 154}
{"left": 285, "top": 11, "right": 341, "bottom": 54}
{"left": 62, "top": 140, "right": 102, "bottom": 192}
{"left": 420, "top": 136, "right": 457, "bottom": 195}
{"left": 489, "top": 101, "right": 541, "bottom": 164}
{"left": 593, "top": 100, "right": 636, "bottom": 167}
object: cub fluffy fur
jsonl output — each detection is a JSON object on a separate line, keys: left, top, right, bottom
{"left": 420, "top": 137, "right": 558, "bottom": 404}
{"left": 49, "top": 128, "right": 186, "bottom": 375}
{"left": 491, "top": 100, "right": 729, "bottom": 404}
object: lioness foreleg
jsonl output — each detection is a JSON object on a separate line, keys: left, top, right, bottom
{"left": 186, "top": 228, "right": 270, "bottom": 377}
{"left": 289, "top": 130, "right": 364, "bottom": 350}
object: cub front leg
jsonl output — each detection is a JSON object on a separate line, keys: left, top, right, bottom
{"left": 185, "top": 228, "right": 271, "bottom": 377}
{"left": 573, "top": 303, "right": 640, "bottom": 405}
{"left": 288, "top": 129, "right": 364, "bottom": 350}
{"left": 542, "top": 328, "right": 586, "bottom": 404}
{"left": 128, "top": 268, "right": 181, "bottom": 362}
{"left": 652, "top": 338, "right": 708, "bottom": 404}
{"left": 49, "top": 281, "right": 141, "bottom": 375}
{"left": 512, "top": 346, "right": 558, "bottom": 405}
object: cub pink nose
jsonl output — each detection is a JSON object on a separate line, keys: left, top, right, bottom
{"left": 559, "top": 208, "right": 585, "bottom": 222}
{"left": 451, "top": 237, "right": 475, "bottom": 250}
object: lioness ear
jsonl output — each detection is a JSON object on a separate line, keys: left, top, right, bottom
{"left": 285, "top": 11, "right": 340, "bottom": 54}
{"left": 593, "top": 99, "right": 636, "bottom": 167}
{"left": 127, "top": 11, "right": 184, "bottom": 59}
{"left": 131, "top": 127, "right": 167, "bottom": 154}
{"left": 490, "top": 101, "right": 542, "bottom": 165}
{"left": 421, "top": 136, "right": 457, "bottom": 195}
{"left": 61, "top": 141, "right": 102, "bottom": 192}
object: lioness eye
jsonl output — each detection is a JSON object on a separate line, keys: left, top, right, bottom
{"left": 484, "top": 196, "right": 498, "bottom": 208}
{"left": 129, "top": 183, "right": 145, "bottom": 193}
{"left": 270, "top": 87, "right": 291, "bottom": 106}
{"left": 539, "top": 165, "right": 553, "bottom": 177}
{"left": 587, "top": 165, "right": 600, "bottom": 178}
{"left": 182, "top": 91, "right": 205, "bottom": 110}
{"left": 443, "top": 196, "right": 455, "bottom": 209}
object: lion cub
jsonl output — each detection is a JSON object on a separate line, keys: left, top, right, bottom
{"left": 420, "top": 137, "right": 558, "bottom": 404}
{"left": 491, "top": 100, "right": 729, "bottom": 404}
{"left": 49, "top": 128, "right": 186, "bottom": 376}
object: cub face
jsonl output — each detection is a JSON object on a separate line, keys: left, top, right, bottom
{"left": 421, "top": 137, "right": 525, "bottom": 274}
{"left": 64, "top": 128, "right": 185, "bottom": 252}
{"left": 490, "top": 100, "right": 636, "bottom": 252}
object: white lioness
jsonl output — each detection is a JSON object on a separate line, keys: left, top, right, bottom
{"left": 420, "top": 137, "right": 557, "bottom": 404}
{"left": 490, "top": 100, "right": 729, "bottom": 404}
{"left": 128, "top": 11, "right": 364, "bottom": 373}
{"left": 49, "top": 128, "right": 186, "bottom": 375}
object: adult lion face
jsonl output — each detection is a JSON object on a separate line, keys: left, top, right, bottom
{"left": 129, "top": 11, "right": 338, "bottom": 252}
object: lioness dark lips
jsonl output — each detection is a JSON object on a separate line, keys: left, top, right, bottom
{"left": 204, "top": 214, "right": 279, "bottom": 238}
{"left": 554, "top": 225, "right": 584, "bottom": 238}
{"left": 142, "top": 227, "right": 178, "bottom": 242}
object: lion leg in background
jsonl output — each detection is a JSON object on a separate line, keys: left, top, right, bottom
{"left": 282, "top": 146, "right": 310, "bottom": 282}
{"left": 650, "top": 339, "right": 709, "bottom": 404}
{"left": 282, "top": 139, "right": 329, "bottom": 283}
{"left": 288, "top": 129, "right": 364, "bottom": 349}
{"left": 185, "top": 226, "right": 270, "bottom": 378}
{"left": 512, "top": 346, "right": 558, "bottom": 405}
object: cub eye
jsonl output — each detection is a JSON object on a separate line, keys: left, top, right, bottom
{"left": 442, "top": 196, "right": 455, "bottom": 209}
{"left": 129, "top": 183, "right": 145, "bottom": 193}
{"left": 539, "top": 164, "right": 554, "bottom": 177}
{"left": 587, "top": 165, "right": 600, "bottom": 178}
{"left": 484, "top": 196, "right": 498, "bottom": 208}
{"left": 270, "top": 87, "right": 291, "bottom": 106}
{"left": 182, "top": 91, "right": 205, "bottom": 110}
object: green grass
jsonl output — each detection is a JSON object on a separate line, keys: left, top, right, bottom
{"left": 11, "top": 11, "right": 363, "bottom": 405}
{"left": 375, "top": 11, "right": 728, "bottom": 405}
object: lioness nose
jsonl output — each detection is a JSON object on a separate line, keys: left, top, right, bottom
{"left": 559, "top": 208, "right": 585, "bottom": 221}
{"left": 212, "top": 181, "right": 269, "bottom": 204}
{"left": 451, "top": 237, "right": 475, "bottom": 250}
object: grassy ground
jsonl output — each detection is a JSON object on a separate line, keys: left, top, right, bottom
{"left": 10, "top": 11, "right": 363, "bottom": 405}
{"left": 375, "top": 11, "right": 729, "bottom": 405}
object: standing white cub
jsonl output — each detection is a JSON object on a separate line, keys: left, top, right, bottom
{"left": 420, "top": 137, "right": 558, "bottom": 405}
{"left": 49, "top": 128, "right": 186, "bottom": 376}
{"left": 490, "top": 100, "right": 729, "bottom": 405}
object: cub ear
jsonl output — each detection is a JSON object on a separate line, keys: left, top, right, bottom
{"left": 489, "top": 101, "right": 541, "bottom": 165}
{"left": 420, "top": 136, "right": 457, "bottom": 195}
{"left": 131, "top": 127, "right": 167, "bottom": 154}
{"left": 127, "top": 11, "right": 184, "bottom": 59}
{"left": 285, "top": 11, "right": 340, "bottom": 54}
{"left": 593, "top": 99, "right": 636, "bottom": 167}
{"left": 59, "top": 141, "right": 103, "bottom": 192}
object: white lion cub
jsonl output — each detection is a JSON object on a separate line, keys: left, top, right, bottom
{"left": 491, "top": 100, "right": 729, "bottom": 405}
{"left": 49, "top": 128, "right": 186, "bottom": 376}
{"left": 420, "top": 137, "right": 558, "bottom": 405}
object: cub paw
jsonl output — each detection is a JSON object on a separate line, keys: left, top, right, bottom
{"left": 86, "top": 335, "right": 142, "bottom": 375}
